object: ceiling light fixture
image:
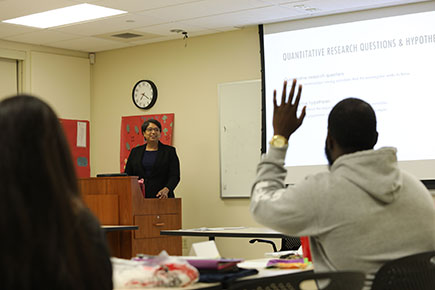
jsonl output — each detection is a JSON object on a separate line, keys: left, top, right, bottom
{"left": 2, "top": 3, "right": 126, "bottom": 28}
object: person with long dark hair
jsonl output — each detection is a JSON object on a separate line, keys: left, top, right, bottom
{"left": 0, "top": 95, "right": 112, "bottom": 290}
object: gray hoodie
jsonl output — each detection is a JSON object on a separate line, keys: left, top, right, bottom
{"left": 251, "top": 146, "right": 435, "bottom": 274}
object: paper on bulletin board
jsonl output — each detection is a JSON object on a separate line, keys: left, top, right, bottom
{"left": 120, "top": 114, "right": 174, "bottom": 172}
{"left": 59, "top": 119, "right": 90, "bottom": 178}
{"left": 76, "top": 121, "right": 87, "bottom": 147}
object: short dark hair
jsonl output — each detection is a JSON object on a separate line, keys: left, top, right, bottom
{"left": 328, "top": 98, "right": 377, "bottom": 151}
{"left": 141, "top": 119, "right": 162, "bottom": 133}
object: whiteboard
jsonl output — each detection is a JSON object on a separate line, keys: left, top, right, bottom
{"left": 218, "top": 80, "right": 261, "bottom": 198}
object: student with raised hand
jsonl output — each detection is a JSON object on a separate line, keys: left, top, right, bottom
{"left": 0, "top": 95, "right": 112, "bottom": 290}
{"left": 251, "top": 79, "right": 435, "bottom": 275}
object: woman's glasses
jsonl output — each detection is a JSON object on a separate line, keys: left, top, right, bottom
{"left": 145, "top": 127, "right": 160, "bottom": 133}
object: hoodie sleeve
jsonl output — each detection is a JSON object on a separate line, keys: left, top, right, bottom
{"left": 250, "top": 145, "right": 323, "bottom": 236}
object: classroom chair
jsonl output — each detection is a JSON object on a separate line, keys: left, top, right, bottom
{"left": 249, "top": 236, "right": 301, "bottom": 252}
{"left": 370, "top": 250, "right": 435, "bottom": 290}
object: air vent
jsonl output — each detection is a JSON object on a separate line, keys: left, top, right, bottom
{"left": 112, "top": 32, "right": 143, "bottom": 39}
{"left": 95, "top": 30, "right": 161, "bottom": 43}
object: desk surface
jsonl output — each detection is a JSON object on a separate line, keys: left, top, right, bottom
{"left": 160, "top": 227, "right": 286, "bottom": 240}
{"left": 101, "top": 225, "right": 139, "bottom": 232}
{"left": 115, "top": 258, "right": 312, "bottom": 290}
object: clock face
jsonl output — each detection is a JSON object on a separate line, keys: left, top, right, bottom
{"left": 132, "top": 80, "right": 157, "bottom": 109}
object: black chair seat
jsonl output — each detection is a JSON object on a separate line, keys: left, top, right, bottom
{"left": 371, "top": 251, "right": 435, "bottom": 290}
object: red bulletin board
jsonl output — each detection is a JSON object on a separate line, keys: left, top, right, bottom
{"left": 120, "top": 114, "right": 174, "bottom": 172}
{"left": 59, "top": 119, "right": 90, "bottom": 178}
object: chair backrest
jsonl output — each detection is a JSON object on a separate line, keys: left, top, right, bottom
{"left": 371, "top": 250, "right": 435, "bottom": 290}
{"left": 227, "top": 271, "right": 365, "bottom": 290}
{"left": 280, "top": 236, "right": 302, "bottom": 251}
{"left": 249, "top": 236, "right": 301, "bottom": 253}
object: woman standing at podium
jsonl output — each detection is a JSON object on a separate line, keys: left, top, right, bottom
{"left": 125, "top": 119, "right": 180, "bottom": 198}
{"left": 0, "top": 95, "right": 112, "bottom": 289}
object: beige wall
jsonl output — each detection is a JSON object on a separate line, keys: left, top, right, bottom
{"left": 91, "top": 27, "right": 278, "bottom": 258}
{"left": 30, "top": 51, "right": 90, "bottom": 120}
{"left": 0, "top": 57, "right": 18, "bottom": 98}
{"left": 0, "top": 39, "right": 89, "bottom": 119}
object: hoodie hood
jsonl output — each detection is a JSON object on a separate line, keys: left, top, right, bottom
{"left": 330, "top": 147, "right": 402, "bottom": 203}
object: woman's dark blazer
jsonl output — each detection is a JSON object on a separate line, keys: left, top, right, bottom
{"left": 124, "top": 142, "right": 180, "bottom": 198}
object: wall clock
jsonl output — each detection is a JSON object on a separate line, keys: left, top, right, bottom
{"left": 132, "top": 80, "right": 158, "bottom": 109}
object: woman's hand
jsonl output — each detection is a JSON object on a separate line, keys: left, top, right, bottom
{"left": 273, "top": 79, "right": 306, "bottom": 140}
{"left": 156, "top": 187, "right": 170, "bottom": 199}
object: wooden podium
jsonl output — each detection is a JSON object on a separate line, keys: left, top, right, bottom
{"left": 78, "top": 176, "right": 182, "bottom": 258}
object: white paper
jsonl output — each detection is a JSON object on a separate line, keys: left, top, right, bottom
{"left": 77, "top": 121, "right": 87, "bottom": 148}
{"left": 189, "top": 241, "right": 220, "bottom": 258}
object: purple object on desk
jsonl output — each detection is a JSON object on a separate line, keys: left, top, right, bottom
{"left": 186, "top": 259, "right": 242, "bottom": 270}
{"left": 266, "top": 258, "right": 305, "bottom": 267}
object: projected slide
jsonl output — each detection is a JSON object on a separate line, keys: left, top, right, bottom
{"left": 264, "top": 10, "right": 435, "bottom": 167}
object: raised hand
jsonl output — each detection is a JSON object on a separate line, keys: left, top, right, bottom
{"left": 272, "top": 79, "right": 307, "bottom": 140}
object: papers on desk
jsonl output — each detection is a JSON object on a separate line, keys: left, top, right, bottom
{"left": 238, "top": 257, "right": 312, "bottom": 271}
{"left": 264, "top": 250, "right": 299, "bottom": 258}
{"left": 237, "top": 259, "right": 270, "bottom": 269}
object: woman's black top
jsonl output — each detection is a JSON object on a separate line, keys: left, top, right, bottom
{"left": 125, "top": 142, "right": 180, "bottom": 198}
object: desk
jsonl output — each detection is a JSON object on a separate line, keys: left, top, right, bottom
{"left": 115, "top": 258, "right": 313, "bottom": 290}
{"left": 160, "top": 227, "right": 286, "bottom": 241}
{"left": 101, "top": 225, "right": 139, "bottom": 232}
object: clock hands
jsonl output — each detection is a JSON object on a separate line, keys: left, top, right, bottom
{"left": 137, "top": 92, "right": 151, "bottom": 105}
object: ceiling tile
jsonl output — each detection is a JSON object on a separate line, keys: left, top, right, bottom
{"left": 293, "top": 0, "right": 426, "bottom": 12}
{"left": 183, "top": 5, "right": 307, "bottom": 29}
{"left": 133, "top": 20, "right": 218, "bottom": 36}
{"left": 52, "top": 13, "right": 167, "bottom": 36}
{"left": 135, "top": 0, "right": 271, "bottom": 23}
{"left": 92, "top": 0, "right": 201, "bottom": 12}
{"left": 0, "top": 22, "right": 39, "bottom": 38}
{"left": 3, "top": 29, "right": 80, "bottom": 45}
{"left": 47, "top": 36, "right": 131, "bottom": 52}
